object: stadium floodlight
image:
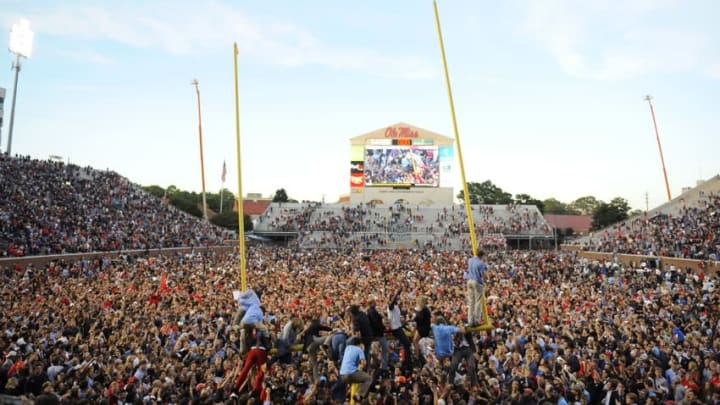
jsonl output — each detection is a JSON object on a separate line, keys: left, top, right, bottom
{"left": 6, "top": 18, "right": 34, "bottom": 155}
{"left": 9, "top": 19, "right": 34, "bottom": 58}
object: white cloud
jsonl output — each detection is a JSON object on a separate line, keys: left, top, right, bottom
{"left": 0, "top": 1, "right": 435, "bottom": 80}
{"left": 55, "top": 49, "right": 114, "bottom": 65}
{"left": 705, "top": 63, "right": 720, "bottom": 79}
{"left": 522, "top": 0, "right": 718, "bottom": 80}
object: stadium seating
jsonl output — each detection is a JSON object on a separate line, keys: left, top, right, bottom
{"left": 256, "top": 202, "right": 552, "bottom": 250}
{"left": 574, "top": 175, "right": 720, "bottom": 261}
{"left": 0, "top": 155, "right": 227, "bottom": 257}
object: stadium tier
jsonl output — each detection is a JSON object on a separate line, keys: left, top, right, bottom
{"left": 0, "top": 155, "right": 227, "bottom": 257}
{"left": 254, "top": 202, "right": 553, "bottom": 250}
{"left": 573, "top": 175, "right": 720, "bottom": 261}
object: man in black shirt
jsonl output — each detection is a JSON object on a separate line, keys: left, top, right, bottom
{"left": 413, "top": 295, "right": 432, "bottom": 365}
{"left": 349, "top": 304, "right": 374, "bottom": 368}
{"left": 367, "top": 297, "right": 389, "bottom": 371}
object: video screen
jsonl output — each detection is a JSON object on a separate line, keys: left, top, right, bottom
{"left": 363, "top": 146, "right": 439, "bottom": 187}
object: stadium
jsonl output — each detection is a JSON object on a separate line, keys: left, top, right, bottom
{"left": 251, "top": 122, "right": 554, "bottom": 251}
{"left": 1, "top": 136, "right": 719, "bottom": 405}
{"left": 1, "top": 5, "right": 720, "bottom": 405}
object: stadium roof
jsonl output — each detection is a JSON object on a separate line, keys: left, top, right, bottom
{"left": 242, "top": 199, "right": 271, "bottom": 216}
{"left": 544, "top": 214, "right": 592, "bottom": 233}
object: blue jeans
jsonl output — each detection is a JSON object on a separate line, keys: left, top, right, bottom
{"left": 376, "top": 336, "right": 389, "bottom": 370}
{"left": 331, "top": 333, "right": 348, "bottom": 366}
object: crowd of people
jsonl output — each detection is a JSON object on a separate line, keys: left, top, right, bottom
{"left": 3, "top": 154, "right": 720, "bottom": 405}
{"left": 585, "top": 195, "right": 719, "bottom": 261}
{"left": 1, "top": 246, "right": 719, "bottom": 405}
{"left": 0, "top": 155, "right": 227, "bottom": 258}
{"left": 261, "top": 203, "right": 549, "bottom": 251}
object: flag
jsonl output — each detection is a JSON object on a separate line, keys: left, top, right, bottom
{"left": 221, "top": 160, "right": 227, "bottom": 182}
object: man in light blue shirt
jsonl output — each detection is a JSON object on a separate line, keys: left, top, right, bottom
{"left": 465, "top": 249, "right": 487, "bottom": 326}
{"left": 339, "top": 337, "right": 372, "bottom": 402}
{"left": 431, "top": 313, "right": 463, "bottom": 362}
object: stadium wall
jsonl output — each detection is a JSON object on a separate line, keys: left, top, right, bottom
{"left": 562, "top": 247, "right": 719, "bottom": 273}
{"left": 0, "top": 246, "right": 237, "bottom": 269}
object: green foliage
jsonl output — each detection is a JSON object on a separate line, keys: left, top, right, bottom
{"left": 569, "top": 196, "right": 601, "bottom": 216}
{"left": 609, "top": 197, "right": 631, "bottom": 215}
{"left": 629, "top": 209, "right": 643, "bottom": 218}
{"left": 457, "top": 181, "right": 513, "bottom": 205}
{"left": 210, "top": 211, "right": 253, "bottom": 232}
{"left": 143, "top": 185, "right": 165, "bottom": 199}
{"left": 142, "top": 185, "right": 234, "bottom": 219}
{"left": 272, "top": 188, "right": 290, "bottom": 203}
{"left": 514, "top": 193, "right": 545, "bottom": 214}
{"left": 167, "top": 189, "right": 202, "bottom": 218}
{"left": 165, "top": 185, "right": 179, "bottom": 196}
{"left": 206, "top": 188, "right": 236, "bottom": 213}
{"left": 591, "top": 197, "right": 631, "bottom": 230}
{"left": 542, "top": 198, "right": 576, "bottom": 214}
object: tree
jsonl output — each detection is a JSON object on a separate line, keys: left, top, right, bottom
{"left": 591, "top": 197, "right": 631, "bottom": 230}
{"left": 543, "top": 198, "right": 574, "bottom": 214}
{"left": 457, "top": 181, "right": 513, "bottom": 205}
{"left": 165, "top": 185, "right": 179, "bottom": 197}
{"left": 210, "top": 211, "right": 253, "bottom": 232}
{"left": 143, "top": 185, "right": 165, "bottom": 199}
{"left": 569, "top": 196, "right": 601, "bottom": 216}
{"left": 272, "top": 188, "right": 289, "bottom": 203}
{"left": 514, "top": 193, "right": 545, "bottom": 214}
{"left": 629, "top": 209, "right": 643, "bottom": 218}
{"left": 206, "top": 188, "right": 236, "bottom": 213}
{"left": 165, "top": 189, "right": 202, "bottom": 218}
{"left": 609, "top": 197, "right": 631, "bottom": 217}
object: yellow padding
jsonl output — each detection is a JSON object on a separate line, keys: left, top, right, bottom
{"left": 268, "top": 344, "right": 304, "bottom": 355}
{"left": 350, "top": 383, "right": 359, "bottom": 405}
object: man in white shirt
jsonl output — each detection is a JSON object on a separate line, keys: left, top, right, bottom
{"left": 388, "top": 287, "right": 413, "bottom": 370}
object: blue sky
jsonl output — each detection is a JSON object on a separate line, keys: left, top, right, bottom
{"left": 0, "top": 0, "right": 718, "bottom": 210}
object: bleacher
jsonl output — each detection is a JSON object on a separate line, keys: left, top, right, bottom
{"left": 0, "top": 155, "right": 228, "bottom": 257}
{"left": 255, "top": 202, "right": 552, "bottom": 250}
{"left": 573, "top": 175, "right": 720, "bottom": 260}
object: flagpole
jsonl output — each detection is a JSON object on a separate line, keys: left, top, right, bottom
{"left": 219, "top": 187, "right": 225, "bottom": 214}
{"left": 233, "top": 43, "right": 247, "bottom": 292}
{"left": 220, "top": 161, "right": 226, "bottom": 214}
{"left": 433, "top": 0, "right": 491, "bottom": 330}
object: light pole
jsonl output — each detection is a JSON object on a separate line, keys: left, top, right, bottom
{"left": 6, "top": 19, "right": 34, "bottom": 156}
{"left": 191, "top": 79, "right": 208, "bottom": 220}
{"left": 644, "top": 95, "right": 672, "bottom": 202}
{"left": 0, "top": 87, "right": 6, "bottom": 149}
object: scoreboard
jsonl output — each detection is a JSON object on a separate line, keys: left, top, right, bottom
{"left": 348, "top": 123, "right": 456, "bottom": 203}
